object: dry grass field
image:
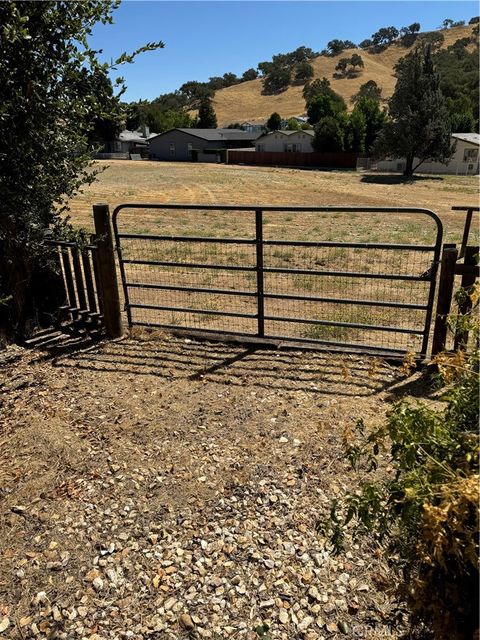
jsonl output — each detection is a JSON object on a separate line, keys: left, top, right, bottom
{"left": 70, "top": 160, "right": 477, "bottom": 244}
{"left": 211, "top": 25, "right": 475, "bottom": 125}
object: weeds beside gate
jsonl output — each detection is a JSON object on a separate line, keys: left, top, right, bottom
{"left": 112, "top": 204, "right": 443, "bottom": 358}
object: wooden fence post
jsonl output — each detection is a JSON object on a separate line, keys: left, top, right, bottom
{"left": 93, "top": 203, "right": 123, "bottom": 339}
{"left": 431, "top": 245, "right": 458, "bottom": 356}
{"left": 453, "top": 245, "right": 478, "bottom": 351}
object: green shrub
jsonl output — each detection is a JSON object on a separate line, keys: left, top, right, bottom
{"left": 319, "top": 287, "right": 479, "bottom": 639}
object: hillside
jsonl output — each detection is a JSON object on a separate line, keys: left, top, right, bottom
{"left": 212, "top": 24, "right": 476, "bottom": 125}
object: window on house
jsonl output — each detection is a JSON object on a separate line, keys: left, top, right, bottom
{"left": 284, "top": 143, "right": 300, "bottom": 152}
{"left": 257, "top": 144, "right": 265, "bottom": 152}
{"left": 169, "top": 143, "right": 175, "bottom": 156}
{"left": 463, "top": 148, "right": 478, "bottom": 162}
{"left": 187, "top": 143, "right": 193, "bottom": 157}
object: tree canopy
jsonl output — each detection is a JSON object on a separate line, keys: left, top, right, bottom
{"left": 351, "top": 80, "right": 382, "bottom": 103}
{"left": 306, "top": 85, "right": 346, "bottom": 125}
{"left": 352, "top": 96, "right": 387, "bottom": 152}
{"left": 312, "top": 116, "right": 346, "bottom": 152}
{"left": 371, "top": 26, "right": 399, "bottom": 50}
{"left": 435, "top": 36, "right": 479, "bottom": 129}
{"left": 197, "top": 98, "right": 217, "bottom": 128}
{"left": 260, "top": 46, "right": 318, "bottom": 95}
{"left": 266, "top": 112, "right": 282, "bottom": 131}
{"left": 0, "top": 1, "right": 162, "bottom": 340}
{"left": 373, "top": 44, "right": 453, "bottom": 176}
{"left": 325, "top": 39, "right": 356, "bottom": 56}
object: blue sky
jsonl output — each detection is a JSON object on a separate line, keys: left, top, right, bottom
{"left": 89, "top": 1, "right": 477, "bottom": 102}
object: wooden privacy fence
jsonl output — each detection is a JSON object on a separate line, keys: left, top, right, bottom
{"left": 227, "top": 150, "right": 359, "bottom": 168}
{"left": 45, "top": 204, "right": 122, "bottom": 339}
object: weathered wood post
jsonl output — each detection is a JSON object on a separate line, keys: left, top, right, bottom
{"left": 453, "top": 245, "right": 479, "bottom": 351}
{"left": 93, "top": 203, "right": 123, "bottom": 339}
{"left": 431, "top": 245, "right": 458, "bottom": 356}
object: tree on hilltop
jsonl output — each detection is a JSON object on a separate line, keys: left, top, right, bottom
{"left": 293, "top": 61, "right": 314, "bottom": 84}
{"left": 359, "top": 38, "right": 373, "bottom": 49}
{"left": 325, "top": 39, "right": 356, "bottom": 56}
{"left": 242, "top": 68, "right": 258, "bottom": 81}
{"left": 400, "top": 22, "right": 421, "bottom": 46}
{"left": 351, "top": 80, "right": 382, "bottom": 103}
{"left": 350, "top": 53, "right": 365, "bottom": 73}
{"left": 262, "top": 66, "right": 291, "bottom": 94}
{"left": 373, "top": 45, "right": 453, "bottom": 176}
{"left": 222, "top": 72, "right": 239, "bottom": 87}
{"left": 371, "top": 26, "right": 399, "bottom": 50}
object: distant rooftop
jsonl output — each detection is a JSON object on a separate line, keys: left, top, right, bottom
{"left": 256, "top": 129, "right": 314, "bottom": 140}
{"left": 452, "top": 132, "right": 480, "bottom": 146}
{"left": 149, "top": 128, "right": 261, "bottom": 142}
{"left": 118, "top": 129, "right": 158, "bottom": 144}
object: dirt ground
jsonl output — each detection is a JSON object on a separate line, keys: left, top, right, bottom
{"left": 0, "top": 330, "right": 436, "bottom": 640}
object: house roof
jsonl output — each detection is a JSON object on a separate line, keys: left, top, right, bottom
{"left": 118, "top": 130, "right": 148, "bottom": 144}
{"left": 116, "top": 129, "right": 159, "bottom": 143}
{"left": 149, "top": 128, "right": 261, "bottom": 143}
{"left": 451, "top": 132, "right": 480, "bottom": 146}
{"left": 255, "top": 129, "right": 314, "bottom": 142}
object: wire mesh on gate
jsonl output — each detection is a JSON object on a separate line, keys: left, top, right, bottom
{"left": 113, "top": 205, "right": 443, "bottom": 357}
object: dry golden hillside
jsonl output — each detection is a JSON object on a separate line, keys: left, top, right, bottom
{"left": 212, "top": 24, "right": 476, "bottom": 125}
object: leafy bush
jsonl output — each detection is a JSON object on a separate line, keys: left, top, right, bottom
{"left": 0, "top": 2, "right": 161, "bottom": 341}
{"left": 319, "top": 287, "right": 479, "bottom": 639}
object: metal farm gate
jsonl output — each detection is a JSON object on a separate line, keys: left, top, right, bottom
{"left": 113, "top": 204, "right": 443, "bottom": 358}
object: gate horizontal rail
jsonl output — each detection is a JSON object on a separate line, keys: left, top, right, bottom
{"left": 113, "top": 204, "right": 443, "bottom": 358}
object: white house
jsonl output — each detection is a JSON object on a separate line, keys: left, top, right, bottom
{"left": 370, "top": 133, "right": 479, "bottom": 175}
{"left": 240, "top": 121, "right": 265, "bottom": 134}
{"left": 97, "top": 128, "right": 158, "bottom": 159}
{"left": 279, "top": 116, "right": 309, "bottom": 129}
{"left": 255, "top": 130, "right": 315, "bottom": 153}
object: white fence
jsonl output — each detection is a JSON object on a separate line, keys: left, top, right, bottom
{"left": 95, "top": 152, "right": 130, "bottom": 160}
{"left": 356, "top": 157, "right": 479, "bottom": 176}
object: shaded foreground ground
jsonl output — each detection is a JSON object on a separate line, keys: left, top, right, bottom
{"left": 0, "top": 332, "right": 434, "bottom": 639}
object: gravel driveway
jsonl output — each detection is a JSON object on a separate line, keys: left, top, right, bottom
{"left": 0, "top": 333, "right": 414, "bottom": 639}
